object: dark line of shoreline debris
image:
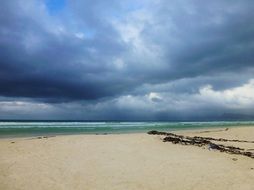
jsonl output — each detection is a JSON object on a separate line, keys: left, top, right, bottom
{"left": 147, "top": 130, "right": 254, "bottom": 159}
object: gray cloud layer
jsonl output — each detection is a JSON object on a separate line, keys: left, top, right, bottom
{"left": 0, "top": 0, "right": 254, "bottom": 120}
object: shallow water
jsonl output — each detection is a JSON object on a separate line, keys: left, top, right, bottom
{"left": 0, "top": 121, "right": 253, "bottom": 138}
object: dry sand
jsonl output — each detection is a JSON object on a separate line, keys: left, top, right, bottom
{"left": 0, "top": 126, "right": 253, "bottom": 190}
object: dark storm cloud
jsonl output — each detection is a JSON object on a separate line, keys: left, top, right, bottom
{"left": 1, "top": 0, "right": 254, "bottom": 119}
{"left": 0, "top": 0, "right": 131, "bottom": 102}
{"left": 137, "top": 0, "right": 254, "bottom": 83}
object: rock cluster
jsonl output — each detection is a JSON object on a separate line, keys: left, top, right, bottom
{"left": 148, "top": 130, "right": 254, "bottom": 159}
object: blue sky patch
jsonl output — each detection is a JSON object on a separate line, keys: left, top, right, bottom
{"left": 45, "top": 0, "right": 66, "bottom": 14}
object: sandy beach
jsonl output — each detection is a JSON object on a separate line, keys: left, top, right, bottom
{"left": 0, "top": 126, "right": 253, "bottom": 190}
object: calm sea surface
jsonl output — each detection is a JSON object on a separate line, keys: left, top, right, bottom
{"left": 0, "top": 121, "right": 253, "bottom": 138}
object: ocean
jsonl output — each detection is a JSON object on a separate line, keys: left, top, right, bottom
{"left": 0, "top": 121, "right": 254, "bottom": 138}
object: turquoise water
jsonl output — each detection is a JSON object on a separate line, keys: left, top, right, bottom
{"left": 0, "top": 121, "right": 254, "bottom": 138}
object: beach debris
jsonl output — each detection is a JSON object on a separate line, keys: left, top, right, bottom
{"left": 208, "top": 143, "right": 220, "bottom": 150}
{"left": 232, "top": 158, "right": 238, "bottom": 161}
{"left": 147, "top": 130, "right": 254, "bottom": 159}
{"left": 198, "top": 128, "right": 229, "bottom": 133}
{"left": 35, "top": 135, "right": 55, "bottom": 139}
{"left": 11, "top": 141, "right": 15, "bottom": 144}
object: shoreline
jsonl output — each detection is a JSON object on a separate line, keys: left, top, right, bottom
{"left": 0, "top": 124, "right": 250, "bottom": 140}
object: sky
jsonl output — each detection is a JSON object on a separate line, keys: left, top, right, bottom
{"left": 0, "top": 0, "right": 254, "bottom": 120}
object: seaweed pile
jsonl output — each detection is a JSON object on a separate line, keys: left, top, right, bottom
{"left": 147, "top": 130, "right": 254, "bottom": 159}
